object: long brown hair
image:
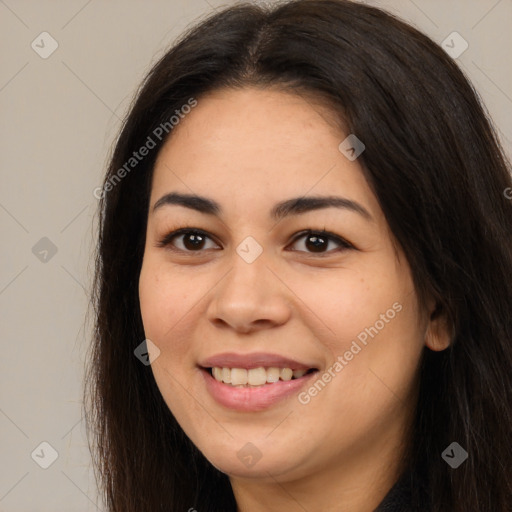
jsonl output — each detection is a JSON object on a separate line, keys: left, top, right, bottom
{"left": 85, "top": 1, "right": 512, "bottom": 510}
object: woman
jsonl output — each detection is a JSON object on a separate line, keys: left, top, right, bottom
{"left": 85, "top": 1, "right": 512, "bottom": 511}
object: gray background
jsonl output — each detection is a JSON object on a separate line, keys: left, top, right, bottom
{"left": 1, "top": 0, "right": 511, "bottom": 510}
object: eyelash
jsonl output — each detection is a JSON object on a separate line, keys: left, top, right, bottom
{"left": 156, "top": 227, "right": 354, "bottom": 256}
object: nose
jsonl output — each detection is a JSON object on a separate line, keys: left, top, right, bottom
{"left": 206, "top": 253, "right": 292, "bottom": 334}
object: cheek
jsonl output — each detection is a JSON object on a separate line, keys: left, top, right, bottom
{"left": 299, "top": 262, "right": 422, "bottom": 397}
{"left": 364, "top": 297, "right": 425, "bottom": 388}
{"left": 139, "top": 259, "right": 186, "bottom": 341}
{"left": 327, "top": 296, "right": 423, "bottom": 420}
{"left": 139, "top": 261, "right": 164, "bottom": 337}
{"left": 138, "top": 263, "right": 196, "bottom": 412}
{"left": 139, "top": 258, "right": 208, "bottom": 366}
{"left": 308, "top": 301, "right": 423, "bottom": 446}
{"left": 288, "top": 267, "right": 403, "bottom": 353}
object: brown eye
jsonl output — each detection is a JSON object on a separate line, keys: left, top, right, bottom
{"left": 288, "top": 230, "right": 353, "bottom": 255}
{"left": 157, "top": 229, "right": 220, "bottom": 252}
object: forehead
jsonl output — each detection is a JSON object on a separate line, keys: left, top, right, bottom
{"left": 150, "top": 86, "right": 380, "bottom": 222}
{"left": 156, "top": 87, "right": 342, "bottom": 164}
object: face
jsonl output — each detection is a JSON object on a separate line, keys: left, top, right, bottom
{"left": 138, "top": 86, "right": 447, "bottom": 486}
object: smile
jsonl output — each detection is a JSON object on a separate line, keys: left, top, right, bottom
{"left": 210, "top": 366, "right": 316, "bottom": 386}
{"left": 200, "top": 366, "right": 319, "bottom": 411}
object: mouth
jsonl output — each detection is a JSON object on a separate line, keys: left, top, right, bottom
{"left": 199, "top": 365, "right": 320, "bottom": 411}
{"left": 203, "top": 366, "right": 318, "bottom": 387}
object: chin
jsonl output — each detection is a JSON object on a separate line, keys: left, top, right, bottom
{"left": 198, "top": 440, "right": 309, "bottom": 482}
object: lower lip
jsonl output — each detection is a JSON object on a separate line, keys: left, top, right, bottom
{"left": 200, "top": 368, "right": 318, "bottom": 412}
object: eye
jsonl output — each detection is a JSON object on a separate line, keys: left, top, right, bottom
{"left": 287, "top": 229, "right": 353, "bottom": 255}
{"left": 156, "top": 228, "right": 220, "bottom": 253}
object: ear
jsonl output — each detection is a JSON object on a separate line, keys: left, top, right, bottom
{"left": 424, "top": 301, "right": 453, "bottom": 352}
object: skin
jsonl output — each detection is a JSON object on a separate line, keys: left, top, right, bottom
{"left": 138, "top": 86, "right": 451, "bottom": 512}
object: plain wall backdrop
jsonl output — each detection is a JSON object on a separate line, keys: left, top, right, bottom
{"left": 1, "top": 0, "right": 511, "bottom": 510}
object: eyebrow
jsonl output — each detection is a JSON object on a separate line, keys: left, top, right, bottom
{"left": 152, "top": 192, "right": 373, "bottom": 222}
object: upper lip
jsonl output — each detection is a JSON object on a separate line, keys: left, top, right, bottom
{"left": 199, "top": 352, "right": 318, "bottom": 371}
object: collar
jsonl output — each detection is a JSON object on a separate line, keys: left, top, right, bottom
{"left": 373, "top": 472, "right": 429, "bottom": 512}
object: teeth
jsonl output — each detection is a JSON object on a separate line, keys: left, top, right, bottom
{"left": 210, "top": 366, "right": 312, "bottom": 386}
{"left": 292, "top": 369, "right": 307, "bottom": 378}
{"left": 280, "top": 368, "right": 293, "bottom": 381}
{"left": 222, "top": 367, "right": 231, "bottom": 384}
{"left": 248, "top": 367, "right": 267, "bottom": 385}
{"left": 231, "top": 368, "right": 248, "bottom": 386}
{"left": 266, "top": 367, "right": 280, "bottom": 383}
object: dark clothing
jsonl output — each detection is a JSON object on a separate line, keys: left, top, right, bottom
{"left": 374, "top": 472, "right": 430, "bottom": 512}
